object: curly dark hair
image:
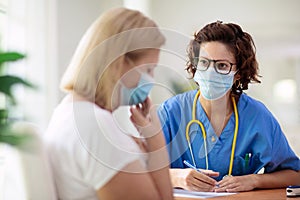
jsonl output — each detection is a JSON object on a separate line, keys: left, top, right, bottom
{"left": 186, "top": 21, "right": 261, "bottom": 95}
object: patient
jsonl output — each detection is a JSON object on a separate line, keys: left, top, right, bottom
{"left": 44, "top": 7, "right": 173, "bottom": 200}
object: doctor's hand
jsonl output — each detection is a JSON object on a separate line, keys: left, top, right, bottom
{"left": 214, "top": 174, "right": 256, "bottom": 192}
{"left": 170, "top": 168, "right": 219, "bottom": 192}
{"left": 130, "top": 97, "right": 161, "bottom": 138}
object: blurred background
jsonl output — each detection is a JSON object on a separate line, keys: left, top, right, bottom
{"left": 0, "top": 0, "right": 299, "bottom": 155}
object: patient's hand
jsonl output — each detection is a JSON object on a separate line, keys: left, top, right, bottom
{"left": 129, "top": 97, "right": 161, "bottom": 138}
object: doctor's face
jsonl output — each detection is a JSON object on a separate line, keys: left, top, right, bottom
{"left": 199, "top": 41, "right": 237, "bottom": 73}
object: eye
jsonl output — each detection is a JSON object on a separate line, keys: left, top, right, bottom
{"left": 215, "top": 61, "right": 232, "bottom": 74}
{"left": 198, "top": 58, "right": 209, "bottom": 67}
{"left": 216, "top": 62, "right": 230, "bottom": 70}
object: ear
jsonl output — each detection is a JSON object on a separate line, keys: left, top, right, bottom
{"left": 234, "top": 71, "right": 241, "bottom": 81}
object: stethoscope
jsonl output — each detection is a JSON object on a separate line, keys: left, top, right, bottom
{"left": 185, "top": 90, "right": 239, "bottom": 177}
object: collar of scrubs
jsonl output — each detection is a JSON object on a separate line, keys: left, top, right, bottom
{"left": 185, "top": 90, "right": 239, "bottom": 177}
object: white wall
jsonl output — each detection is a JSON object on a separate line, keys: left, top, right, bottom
{"left": 56, "top": 0, "right": 123, "bottom": 101}
{"left": 4, "top": 0, "right": 59, "bottom": 129}
{"left": 148, "top": 0, "right": 300, "bottom": 155}
{"left": 5, "top": 0, "right": 299, "bottom": 155}
{"left": 51, "top": 0, "right": 300, "bottom": 155}
{"left": 3, "top": 0, "right": 123, "bottom": 129}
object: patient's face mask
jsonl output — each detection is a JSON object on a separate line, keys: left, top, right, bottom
{"left": 194, "top": 67, "right": 235, "bottom": 100}
{"left": 120, "top": 71, "right": 154, "bottom": 105}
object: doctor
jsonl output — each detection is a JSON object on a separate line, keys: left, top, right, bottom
{"left": 158, "top": 21, "right": 300, "bottom": 192}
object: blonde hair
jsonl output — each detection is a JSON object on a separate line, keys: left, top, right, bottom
{"left": 60, "top": 7, "right": 165, "bottom": 108}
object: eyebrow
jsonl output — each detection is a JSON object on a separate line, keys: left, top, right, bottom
{"left": 199, "top": 56, "right": 235, "bottom": 63}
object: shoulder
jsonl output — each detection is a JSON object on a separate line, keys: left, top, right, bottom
{"left": 158, "top": 90, "right": 197, "bottom": 121}
{"left": 45, "top": 101, "right": 141, "bottom": 160}
{"left": 239, "top": 93, "right": 273, "bottom": 116}
{"left": 45, "top": 101, "right": 144, "bottom": 194}
{"left": 238, "top": 93, "right": 280, "bottom": 128}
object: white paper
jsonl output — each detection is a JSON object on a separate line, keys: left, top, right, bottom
{"left": 174, "top": 188, "right": 236, "bottom": 199}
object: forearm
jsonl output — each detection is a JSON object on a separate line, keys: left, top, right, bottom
{"left": 145, "top": 132, "right": 173, "bottom": 199}
{"left": 148, "top": 166, "right": 173, "bottom": 200}
{"left": 252, "top": 169, "right": 300, "bottom": 189}
{"left": 129, "top": 100, "right": 173, "bottom": 199}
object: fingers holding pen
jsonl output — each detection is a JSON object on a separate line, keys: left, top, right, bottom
{"left": 184, "top": 169, "right": 218, "bottom": 192}
{"left": 181, "top": 161, "right": 220, "bottom": 191}
{"left": 201, "top": 169, "right": 220, "bottom": 178}
{"left": 193, "top": 170, "right": 218, "bottom": 186}
{"left": 196, "top": 175, "right": 216, "bottom": 191}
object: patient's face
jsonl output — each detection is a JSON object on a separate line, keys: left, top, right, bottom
{"left": 120, "top": 49, "right": 159, "bottom": 88}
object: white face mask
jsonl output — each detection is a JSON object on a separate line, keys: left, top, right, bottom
{"left": 193, "top": 68, "right": 235, "bottom": 100}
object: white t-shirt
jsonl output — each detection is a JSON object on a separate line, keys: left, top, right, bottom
{"left": 44, "top": 101, "right": 145, "bottom": 200}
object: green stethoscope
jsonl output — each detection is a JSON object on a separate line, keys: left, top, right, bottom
{"left": 185, "top": 90, "right": 239, "bottom": 177}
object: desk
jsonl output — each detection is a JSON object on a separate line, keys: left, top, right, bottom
{"left": 175, "top": 188, "right": 300, "bottom": 200}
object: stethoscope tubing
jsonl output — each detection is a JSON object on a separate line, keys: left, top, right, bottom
{"left": 185, "top": 90, "right": 239, "bottom": 176}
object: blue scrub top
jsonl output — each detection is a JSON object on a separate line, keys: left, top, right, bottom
{"left": 158, "top": 90, "right": 300, "bottom": 181}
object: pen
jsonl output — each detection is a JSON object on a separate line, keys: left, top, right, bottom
{"left": 183, "top": 160, "right": 202, "bottom": 173}
{"left": 245, "top": 153, "right": 250, "bottom": 170}
{"left": 183, "top": 160, "right": 220, "bottom": 188}
{"left": 248, "top": 153, "right": 252, "bottom": 166}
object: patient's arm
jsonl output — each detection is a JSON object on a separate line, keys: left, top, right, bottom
{"left": 97, "top": 160, "right": 169, "bottom": 200}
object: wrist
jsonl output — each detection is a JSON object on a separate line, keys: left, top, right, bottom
{"left": 139, "top": 125, "right": 159, "bottom": 138}
{"left": 137, "top": 121, "right": 163, "bottom": 139}
{"left": 249, "top": 174, "right": 260, "bottom": 189}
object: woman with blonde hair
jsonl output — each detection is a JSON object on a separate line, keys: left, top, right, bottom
{"left": 45, "top": 7, "right": 173, "bottom": 200}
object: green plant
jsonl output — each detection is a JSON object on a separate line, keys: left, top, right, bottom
{"left": 0, "top": 51, "right": 35, "bottom": 146}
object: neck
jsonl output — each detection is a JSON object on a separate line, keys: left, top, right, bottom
{"left": 70, "top": 90, "right": 118, "bottom": 113}
{"left": 200, "top": 92, "right": 233, "bottom": 136}
{"left": 200, "top": 93, "right": 232, "bottom": 118}
{"left": 95, "top": 81, "right": 121, "bottom": 113}
{"left": 69, "top": 92, "right": 88, "bottom": 102}
{"left": 97, "top": 91, "right": 117, "bottom": 113}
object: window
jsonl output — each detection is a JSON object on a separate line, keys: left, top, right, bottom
{"left": 0, "top": 0, "right": 7, "bottom": 109}
{"left": 0, "top": 0, "right": 7, "bottom": 44}
{"left": 2, "top": 0, "right": 59, "bottom": 129}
